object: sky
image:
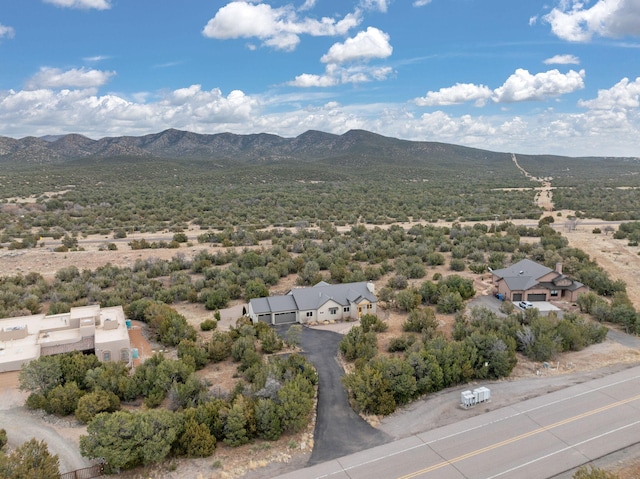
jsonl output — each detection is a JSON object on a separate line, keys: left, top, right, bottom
{"left": 1, "top": 0, "right": 639, "bottom": 157}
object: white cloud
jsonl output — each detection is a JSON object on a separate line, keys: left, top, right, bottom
{"left": 414, "top": 69, "right": 585, "bottom": 107}
{"left": 544, "top": 0, "right": 640, "bottom": 42}
{"left": 289, "top": 73, "right": 339, "bottom": 88}
{"left": 413, "top": 0, "right": 433, "bottom": 6}
{"left": 202, "top": 1, "right": 360, "bottom": 51}
{"left": 0, "top": 85, "right": 258, "bottom": 138}
{"left": 492, "top": 68, "right": 585, "bottom": 102}
{"left": 83, "top": 55, "right": 110, "bottom": 62}
{"left": 289, "top": 63, "right": 393, "bottom": 87}
{"left": 43, "top": 0, "right": 111, "bottom": 10}
{"left": 1, "top": 82, "right": 639, "bottom": 156}
{"left": 299, "top": 0, "right": 317, "bottom": 11}
{"left": 543, "top": 54, "right": 580, "bottom": 65}
{"left": 578, "top": 77, "right": 640, "bottom": 109}
{"left": 0, "top": 24, "right": 15, "bottom": 39}
{"left": 359, "top": 0, "right": 391, "bottom": 13}
{"left": 321, "top": 27, "right": 392, "bottom": 63}
{"left": 26, "top": 67, "right": 116, "bottom": 89}
{"left": 414, "top": 83, "right": 493, "bottom": 107}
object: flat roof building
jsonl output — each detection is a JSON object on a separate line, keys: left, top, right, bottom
{"left": 0, "top": 305, "right": 131, "bottom": 372}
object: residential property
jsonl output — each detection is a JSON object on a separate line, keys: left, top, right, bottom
{"left": 0, "top": 304, "right": 131, "bottom": 373}
{"left": 491, "top": 259, "right": 588, "bottom": 303}
{"left": 248, "top": 281, "right": 377, "bottom": 325}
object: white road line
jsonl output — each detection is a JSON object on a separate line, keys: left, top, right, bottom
{"left": 306, "top": 371, "right": 640, "bottom": 479}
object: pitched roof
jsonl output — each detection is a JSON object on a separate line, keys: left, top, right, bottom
{"left": 291, "top": 281, "right": 376, "bottom": 311}
{"left": 249, "top": 281, "right": 377, "bottom": 314}
{"left": 491, "top": 259, "right": 553, "bottom": 291}
{"left": 492, "top": 259, "right": 586, "bottom": 293}
{"left": 250, "top": 295, "right": 298, "bottom": 314}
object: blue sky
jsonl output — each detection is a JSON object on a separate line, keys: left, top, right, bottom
{"left": 1, "top": 0, "right": 639, "bottom": 156}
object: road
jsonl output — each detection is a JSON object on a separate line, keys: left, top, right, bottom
{"left": 0, "top": 374, "right": 93, "bottom": 474}
{"left": 273, "top": 364, "right": 640, "bottom": 479}
{"left": 275, "top": 325, "right": 391, "bottom": 465}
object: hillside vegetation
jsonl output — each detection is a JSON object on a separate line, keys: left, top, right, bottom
{"left": 1, "top": 130, "right": 639, "bottom": 246}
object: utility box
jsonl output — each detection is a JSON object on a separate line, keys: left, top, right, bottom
{"left": 461, "top": 390, "right": 476, "bottom": 408}
{"left": 461, "top": 386, "right": 491, "bottom": 408}
{"left": 473, "top": 387, "right": 491, "bottom": 403}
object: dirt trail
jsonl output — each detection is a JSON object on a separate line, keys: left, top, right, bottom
{"left": 511, "top": 153, "right": 554, "bottom": 212}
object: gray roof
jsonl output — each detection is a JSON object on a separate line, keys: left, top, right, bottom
{"left": 291, "top": 281, "right": 376, "bottom": 311}
{"left": 249, "top": 281, "right": 376, "bottom": 314}
{"left": 492, "top": 259, "right": 586, "bottom": 292}
{"left": 491, "top": 259, "right": 553, "bottom": 291}
{"left": 250, "top": 295, "right": 298, "bottom": 314}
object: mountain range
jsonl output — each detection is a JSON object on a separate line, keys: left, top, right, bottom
{"left": 0, "top": 129, "right": 635, "bottom": 167}
{"left": 0, "top": 129, "right": 520, "bottom": 166}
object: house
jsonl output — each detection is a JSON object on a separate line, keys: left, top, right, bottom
{"left": 248, "top": 281, "right": 377, "bottom": 325}
{"left": 491, "top": 259, "right": 588, "bottom": 303}
{"left": 0, "top": 304, "right": 131, "bottom": 373}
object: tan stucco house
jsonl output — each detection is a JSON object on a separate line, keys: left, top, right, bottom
{"left": 248, "top": 281, "right": 377, "bottom": 325}
{"left": 0, "top": 304, "right": 131, "bottom": 373}
{"left": 491, "top": 259, "right": 588, "bottom": 303}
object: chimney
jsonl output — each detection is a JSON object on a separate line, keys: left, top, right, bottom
{"left": 555, "top": 262, "right": 563, "bottom": 274}
{"left": 366, "top": 282, "right": 375, "bottom": 294}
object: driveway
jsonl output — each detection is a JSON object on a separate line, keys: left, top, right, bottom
{"left": 0, "top": 377, "right": 92, "bottom": 474}
{"left": 276, "top": 325, "right": 391, "bottom": 465}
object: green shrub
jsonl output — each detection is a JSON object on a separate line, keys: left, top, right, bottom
{"left": 360, "top": 314, "right": 388, "bottom": 333}
{"left": 75, "top": 390, "right": 121, "bottom": 423}
{"left": 200, "top": 319, "right": 217, "bottom": 331}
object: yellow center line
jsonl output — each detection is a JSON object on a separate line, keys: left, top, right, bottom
{"left": 397, "top": 393, "right": 640, "bottom": 479}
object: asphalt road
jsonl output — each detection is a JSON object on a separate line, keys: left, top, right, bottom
{"left": 276, "top": 325, "right": 391, "bottom": 465}
{"left": 273, "top": 364, "right": 640, "bottom": 479}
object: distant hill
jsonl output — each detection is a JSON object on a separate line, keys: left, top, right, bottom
{"left": 0, "top": 129, "right": 636, "bottom": 170}
{"left": 0, "top": 128, "right": 503, "bottom": 166}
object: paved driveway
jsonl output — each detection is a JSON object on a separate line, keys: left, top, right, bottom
{"left": 276, "top": 325, "right": 391, "bottom": 465}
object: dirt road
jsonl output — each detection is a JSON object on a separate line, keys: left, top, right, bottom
{"left": 0, "top": 383, "right": 93, "bottom": 474}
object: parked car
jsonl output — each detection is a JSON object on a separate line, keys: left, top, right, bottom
{"left": 518, "top": 300, "right": 534, "bottom": 309}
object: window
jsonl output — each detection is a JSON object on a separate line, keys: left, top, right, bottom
{"left": 306, "top": 311, "right": 313, "bottom": 317}
{"left": 550, "top": 290, "right": 559, "bottom": 297}
{"left": 120, "top": 348, "right": 130, "bottom": 362}
{"left": 103, "top": 350, "right": 111, "bottom": 362}
{"left": 329, "top": 307, "right": 338, "bottom": 315}
{"left": 343, "top": 307, "right": 350, "bottom": 313}
{"left": 367, "top": 304, "right": 372, "bottom": 309}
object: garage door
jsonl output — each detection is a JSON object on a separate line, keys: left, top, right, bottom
{"left": 512, "top": 293, "right": 523, "bottom": 301}
{"left": 527, "top": 294, "right": 547, "bottom": 301}
{"left": 274, "top": 311, "right": 296, "bottom": 324}
{"left": 257, "top": 313, "right": 271, "bottom": 324}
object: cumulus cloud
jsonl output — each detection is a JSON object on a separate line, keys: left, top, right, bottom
{"left": 414, "top": 69, "right": 584, "bottom": 107}
{"left": 414, "top": 83, "right": 493, "bottom": 107}
{"left": 492, "top": 68, "right": 585, "bottom": 102}
{"left": 289, "top": 63, "right": 393, "bottom": 87}
{"left": 544, "top": 0, "right": 640, "bottom": 42}
{"left": 321, "top": 27, "right": 392, "bottom": 63}
{"left": 0, "top": 24, "right": 15, "bottom": 39}
{"left": 26, "top": 67, "right": 116, "bottom": 89}
{"left": 544, "top": 54, "right": 580, "bottom": 65}
{"left": 289, "top": 73, "right": 339, "bottom": 88}
{"left": 0, "top": 85, "right": 258, "bottom": 138}
{"left": 1, "top": 81, "right": 639, "bottom": 156}
{"left": 43, "top": 0, "right": 111, "bottom": 10}
{"left": 202, "top": 1, "right": 360, "bottom": 51}
{"left": 578, "top": 77, "right": 640, "bottom": 109}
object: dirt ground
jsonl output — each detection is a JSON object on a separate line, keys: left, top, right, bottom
{"left": 2, "top": 179, "right": 640, "bottom": 477}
